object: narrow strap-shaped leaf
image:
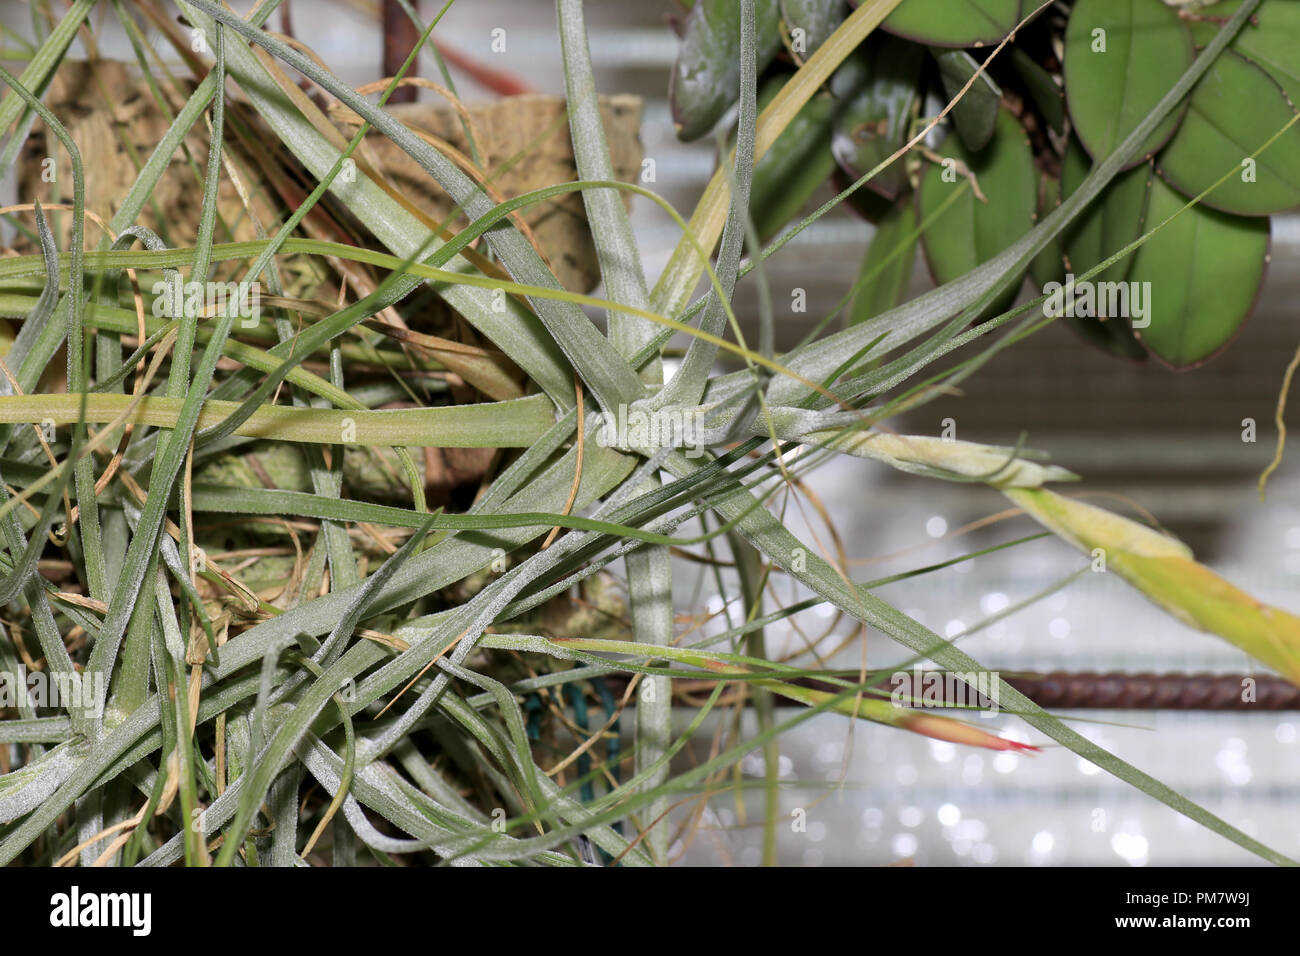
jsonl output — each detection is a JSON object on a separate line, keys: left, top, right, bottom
{"left": 183, "top": 0, "right": 647, "bottom": 414}
{"left": 658, "top": 446, "right": 1293, "bottom": 865}
{"left": 663, "top": 0, "right": 760, "bottom": 408}
{"left": 0, "top": 0, "right": 96, "bottom": 179}
{"left": 557, "top": 0, "right": 653, "bottom": 357}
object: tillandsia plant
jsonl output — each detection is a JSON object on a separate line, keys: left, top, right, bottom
{"left": 0, "top": 0, "right": 1295, "bottom": 870}
{"left": 671, "top": 0, "right": 1299, "bottom": 368}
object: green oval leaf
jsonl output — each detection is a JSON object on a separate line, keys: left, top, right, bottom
{"left": 1157, "top": 49, "right": 1300, "bottom": 216}
{"left": 1061, "top": 136, "right": 1151, "bottom": 287}
{"left": 1130, "top": 176, "right": 1269, "bottom": 368}
{"left": 1055, "top": 138, "right": 1150, "bottom": 359}
{"left": 746, "top": 78, "right": 838, "bottom": 240}
{"left": 917, "top": 107, "right": 1036, "bottom": 315}
{"left": 850, "top": 199, "right": 918, "bottom": 324}
{"left": 830, "top": 41, "right": 925, "bottom": 200}
{"left": 780, "top": 0, "right": 849, "bottom": 60}
{"left": 876, "top": 0, "right": 1021, "bottom": 48}
{"left": 1188, "top": 0, "right": 1300, "bottom": 106}
{"left": 1010, "top": 45, "right": 1064, "bottom": 135}
{"left": 671, "top": 0, "right": 784, "bottom": 141}
{"left": 1064, "top": 0, "right": 1195, "bottom": 167}
{"left": 931, "top": 47, "right": 1002, "bottom": 151}
{"left": 1028, "top": 171, "right": 1065, "bottom": 291}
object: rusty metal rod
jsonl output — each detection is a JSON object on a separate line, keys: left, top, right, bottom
{"left": 598, "top": 672, "right": 1300, "bottom": 710}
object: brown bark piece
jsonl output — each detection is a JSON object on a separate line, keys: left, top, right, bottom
{"left": 334, "top": 94, "right": 644, "bottom": 293}
{"left": 15, "top": 60, "right": 278, "bottom": 252}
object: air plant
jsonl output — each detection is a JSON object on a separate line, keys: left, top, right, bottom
{"left": 0, "top": 0, "right": 1295, "bottom": 869}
